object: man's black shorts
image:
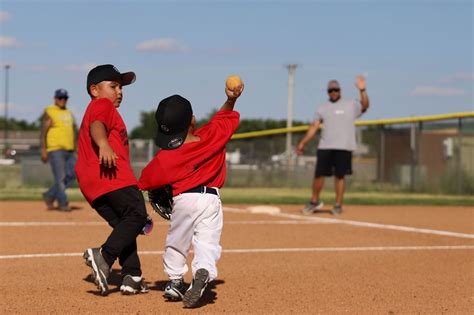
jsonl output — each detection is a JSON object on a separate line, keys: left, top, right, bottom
{"left": 315, "top": 149, "right": 353, "bottom": 177}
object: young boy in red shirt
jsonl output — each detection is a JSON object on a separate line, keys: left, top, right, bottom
{"left": 76, "top": 64, "right": 149, "bottom": 296}
{"left": 138, "top": 82, "right": 244, "bottom": 308}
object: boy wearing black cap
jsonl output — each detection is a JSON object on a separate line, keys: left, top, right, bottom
{"left": 138, "top": 82, "right": 244, "bottom": 308}
{"left": 76, "top": 64, "right": 150, "bottom": 296}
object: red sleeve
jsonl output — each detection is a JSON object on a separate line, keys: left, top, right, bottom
{"left": 206, "top": 110, "right": 240, "bottom": 141}
{"left": 138, "top": 156, "right": 168, "bottom": 191}
{"left": 89, "top": 98, "right": 116, "bottom": 131}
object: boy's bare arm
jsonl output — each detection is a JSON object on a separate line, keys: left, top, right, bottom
{"left": 220, "top": 84, "right": 244, "bottom": 111}
{"left": 90, "top": 120, "right": 118, "bottom": 168}
{"left": 40, "top": 113, "right": 52, "bottom": 163}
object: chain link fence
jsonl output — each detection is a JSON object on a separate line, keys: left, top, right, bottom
{"left": 2, "top": 113, "right": 473, "bottom": 195}
{"left": 224, "top": 116, "right": 474, "bottom": 194}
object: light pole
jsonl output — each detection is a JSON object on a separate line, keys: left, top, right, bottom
{"left": 285, "top": 64, "right": 297, "bottom": 165}
{"left": 3, "top": 64, "right": 10, "bottom": 156}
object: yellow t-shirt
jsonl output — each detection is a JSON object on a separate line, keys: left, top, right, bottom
{"left": 45, "top": 105, "right": 75, "bottom": 152}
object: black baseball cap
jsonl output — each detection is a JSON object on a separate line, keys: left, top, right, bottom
{"left": 86, "top": 64, "right": 136, "bottom": 94}
{"left": 154, "top": 95, "right": 193, "bottom": 150}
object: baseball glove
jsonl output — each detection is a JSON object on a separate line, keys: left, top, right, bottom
{"left": 148, "top": 184, "right": 173, "bottom": 220}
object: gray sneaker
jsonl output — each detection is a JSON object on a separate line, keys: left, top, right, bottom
{"left": 42, "top": 192, "right": 55, "bottom": 210}
{"left": 59, "top": 204, "right": 72, "bottom": 212}
{"left": 302, "top": 201, "right": 324, "bottom": 215}
{"left": 183, "top": 269, "right": 209, "bottom": 308}
{"left": 83, "top": 248, "right": 110, "bottom": 296}
{"left": 120, "top": 275, "right": 149, "bottom": 295}
{"left": 331, "top": 204, "right": 343, "bottom": 215}
{"left": 164, "top": 278, "right": 186, "bottom": 301}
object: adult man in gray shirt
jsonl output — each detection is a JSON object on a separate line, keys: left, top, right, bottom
{"left": 296, "top": 76, "right": 369, "bottom": 214}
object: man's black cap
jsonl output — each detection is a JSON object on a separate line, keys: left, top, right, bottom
{"left": 86, "top": 64, "right": 136, "bottom": 94}
{"left": 155, "top": 95, "right": 193, "bottom": 150}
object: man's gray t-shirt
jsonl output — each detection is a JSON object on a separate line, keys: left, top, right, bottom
{"left": 315, "top": 98, "right": 363, "bottom": 151}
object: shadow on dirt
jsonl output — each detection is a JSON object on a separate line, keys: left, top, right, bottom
{"left": 83, "top": 269, "right": 224, "bottom": 304}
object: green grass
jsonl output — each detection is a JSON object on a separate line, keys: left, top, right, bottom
{"left": 0, "top": 187, "right": 86, "bottom": 201}
{"left": 0, "top": 165, "right": 22, "bottom": 189}
{"left": 0, "top": 187, "right": 473, "bottom": 206}
{"left": 219, "top": 188, "right": 474, "bottom": 206}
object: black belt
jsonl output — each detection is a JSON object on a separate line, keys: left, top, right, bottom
{"left": 183, "top": 186, "right": 218, "bottom": 196}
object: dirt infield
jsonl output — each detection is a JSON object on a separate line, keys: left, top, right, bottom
{"left": 1, "top": 201, "right": 473, "bottom": 314}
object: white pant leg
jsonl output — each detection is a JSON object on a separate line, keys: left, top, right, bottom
{"left": 191, "top": 194, "right": 223, "bottom": 281}
{"left": 163, "top": 194, "right": 197, "bottom": 280}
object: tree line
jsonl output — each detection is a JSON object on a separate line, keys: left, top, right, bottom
{"left": 1, "top": 109, "right": 311, "bottom": 141}
{"left": 130, "top": 108, "right": 309, "bottom": 139}
{"left": 0, "top": 117, "right": 40, "bottom": 131}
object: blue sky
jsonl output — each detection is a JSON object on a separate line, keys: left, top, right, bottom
{"left": 0, "top": 0, "right": 473, "bottom": 129}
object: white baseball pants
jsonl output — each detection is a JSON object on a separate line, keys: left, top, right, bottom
{"left": 164, "top": 190, "right": 223, "bottom": 281}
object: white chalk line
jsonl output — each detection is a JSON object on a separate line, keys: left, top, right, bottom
{"left": 0, "top": 220, "right": 332, "bottom": 227}
{"left": 224, "top": 207, "right": 474, "bottom": 239}
{"left": 227, "top": 220, "right": 333, "bottom": 225}
{"left": 1, "top": 245, "right": 473, "bottom": 260}
{"left": 0, "top": 221, "right": 107, "bottom": 227}
{"left": 1, "top": 207, "right": 472, "bottom": 239}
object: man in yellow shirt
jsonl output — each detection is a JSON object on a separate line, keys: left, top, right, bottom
{"left": 40, "top": 89, "right": 76, "bottom": 211}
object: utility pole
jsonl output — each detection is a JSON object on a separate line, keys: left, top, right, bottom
{"left": 3, "top": 64, "right": 10, "bottom": 157}
{"left": 285, "top": 64, "right": 297, "bottom": 166}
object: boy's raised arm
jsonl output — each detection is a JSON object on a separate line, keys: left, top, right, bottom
{"left": 90, "top": 120, "right": 118, "bottom": 168}
{"left": 220, "top": 82, "right": 244, "bottom": 112}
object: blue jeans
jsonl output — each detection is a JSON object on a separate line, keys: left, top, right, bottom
{"left": 45, "top": 150, "right": 76, "bottom": 207}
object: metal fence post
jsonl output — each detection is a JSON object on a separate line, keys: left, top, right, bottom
{"left": 147, "top": 139, "right": 154, "bottom": 162}
{"left": 457, "top": 118, "right": 463, "bottom": 194}
{"left": 410, "top": 123, "right": 416, "bottom": 192}
{"left": 378, "top": 125, "right": 385, "bottom": 184}
{"left": 248, "top": 141, "right": 255, "bottom": 186}
{"left": 417, "top": 122, "right": 423, "bottom": 191}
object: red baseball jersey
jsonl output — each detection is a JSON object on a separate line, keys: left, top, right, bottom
{"left": 75, "top": 98, "right": 137, "bottom": 204}
{"left": 138, "top": 110, "right": 240, "bottom": 195}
